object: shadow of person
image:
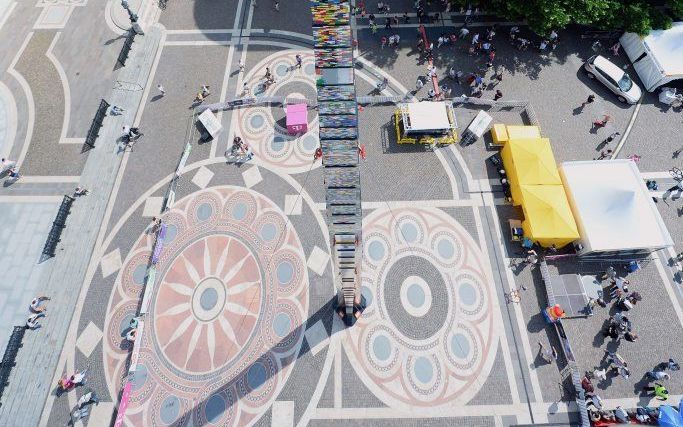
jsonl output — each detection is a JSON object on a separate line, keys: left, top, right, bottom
{"left": 572, "top": 105, "right": 585, "bottom": 116}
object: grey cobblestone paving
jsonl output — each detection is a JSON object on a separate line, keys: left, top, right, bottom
{"left": 15, "top": 31, "right": 87, "bottom": 176}
{"left": 555, "top": 259, "right": 683, "bottom": 400}
{"left": 54, "top": 4, "right": 124, "bottom": 138}
{"left": 467, "top": 343, "right": 513, "bottom": 405}
{"left": 0, "top": 202, "right": 57, "bottom": 350}
{"left": 108, "top": 45, "right": 228, "bottom": 227}
{"left": 317, "top": 367, "right": 335, "bottom": 408}
{"left": 493, "top": 203, "right": 568, "bottom": 405}
{"left": 251, "top": 1, "right": 312, "bottom": 35}
{"left": 341, "top": 349, "right": 388, "bottom": 408}
{"left": 357, "top": 105, "right": 453, "bottom": 202}
{"left": 159, "top": 0, "right": 238, "bottom": 31}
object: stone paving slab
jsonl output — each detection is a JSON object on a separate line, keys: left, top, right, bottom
{"left": 0, "top": 202, "right": 58, "bottom": 351}
{"left": 0, "top": 25, "right": 163, "bottom": 425}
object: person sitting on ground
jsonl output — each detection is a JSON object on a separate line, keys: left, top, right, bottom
{"left": 128, "top": 127, "right": 142, "bottom": 140}
{"left": 668, "top": 358, "right": 680, "bottom": 371}
{"left": 30, "top": 296, "right": 50, "bottom": 313}
{"left": 74, "top": 187, "right": 89, "bottom": 197}
{"left": 77, "top": 389, "right": 100, "bottom": 408}
{"left": 110, "top": 106, "right": 125, "bottom": 115}
{"left": 647, "top": 370, "right": 670, "bottom": 381}
{"left": 8, "top": 167, "right": 20, "bottom": 179}
{"left": 58, "top": 375, "right": 75, "bottom": 391}
{"left": 26, "top": 312, "right": 46, "bottom": 329}
{"left": 1, "top": 157, "right": 16, "bottom": 172}
{"left": 581, "top": 375, "right": 594, "bottom": 393}
{"left": 593, "top": 367, "right": 607, "bottom": 382}
{"left": 71, "top": 369, "right": 87, "bottom": 386}
{"left": 614, "top": 406, "right": 629, "bottom": 423}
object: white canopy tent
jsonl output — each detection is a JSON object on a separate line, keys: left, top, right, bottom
{"left": 559, "top": 160, "right": 673, "bottom": 256}
{"left": 620, "top": 23, "right": 683, "bottom": 92}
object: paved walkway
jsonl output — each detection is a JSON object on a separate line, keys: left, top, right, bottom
{"left": 0, "top": 25, "right": 162, "bottom": 425}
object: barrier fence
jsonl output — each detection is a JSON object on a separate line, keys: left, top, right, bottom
{"left": 84, "top": 99, "right": 110, "bottom": 148}
{"left": 117, "top": 30, "right": 136, "bottom": 66}
{"left": 42, "top": 195, "right": 75, "bottom": 258}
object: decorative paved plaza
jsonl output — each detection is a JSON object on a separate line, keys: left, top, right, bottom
{"left": 0, "top": 0, "right": 682, "bottom": 426}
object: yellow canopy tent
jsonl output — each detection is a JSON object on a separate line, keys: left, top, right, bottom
{"left": 520, "top": 184, "right": 580, "bottom": 248}
{"left": 500, "top": 138, "right": 562, "bottom": 205}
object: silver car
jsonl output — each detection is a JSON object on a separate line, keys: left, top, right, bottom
{"left": 584, "top": 55, "right": 642, "bottom": 104}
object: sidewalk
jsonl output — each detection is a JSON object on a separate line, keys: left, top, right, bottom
{"left": 0, "top": 24, "right": 163, "bottom": 425}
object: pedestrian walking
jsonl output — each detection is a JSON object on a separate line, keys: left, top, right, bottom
{"left": 489, "top": 71, "right": 502, "bottom": 86}
{"left": 385, "top": 17, "right": 392, "bottom": 30}
{"left": 538, "top": 342, "right": 557, "bottom": 363}
{"left": 643, "top": 383, "right": 669, "bottom": 400}
{"left": 441, "top": 84, "right": 451, "bottom": 98}
{"left": 295, "top": 54, "right": 302, "bottom": 69}
{"left": 274, "top": 1, "right": 279, "bottom": 11}
{"left": 238, "top": 60, "right": 245, "bottom": 73}
{"left": 593, "top": 115, "right": 611, "bottom": 127}
{"left": 602, "top": 131, "right": 620, "bottom": 145}
{"left": 392, "top": 16, "right": 398, "bottom": 27}
{"left": 242, "top": 82, "right": 251, "bottom": 96}
{"left": 583, "top": 94, "right": 595, "bottom": 107}
{"left": 415, "top": 77, "right": 424, "bottom": 91}
{"left": 471, "top": 32, "right": 479, "bottom": 45}
{"left": 596, "top": 149, "right": 613, "bottom": 160}
{"left": 459, "top": 26, "right": 470, "bottom": 39}
{"left": 427, "top": 88, "right": 436, "bottom": 99}
{"left": 666, "top": 179, "right": 683, "bottom": 195}
{"left": 371, "top": 22, "right": 378, "bottom": 34}
{"left": 494, "top": 90, "right": 503, "bottom": 101}
{"left": 157, "top": 84, "right": 165, "bottom": 96}
{"left": 402, "top": 12, "right": 409, "bottom": 24}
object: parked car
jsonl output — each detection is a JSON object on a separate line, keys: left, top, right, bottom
{"left": 583, "top": 55, "right": 642, "bottom": 104}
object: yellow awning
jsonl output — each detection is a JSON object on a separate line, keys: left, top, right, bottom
{"left": 501, "top": 138, "right": 561, "bottom": 205}
{"left": 519, "top": 184, "right": 579, "bottom": 248}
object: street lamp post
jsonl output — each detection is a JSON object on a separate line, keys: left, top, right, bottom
{"left": 121, "top": 0, "right": 144, "bottom": 34}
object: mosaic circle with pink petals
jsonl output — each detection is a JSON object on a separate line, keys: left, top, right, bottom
{"left": 103, "top": 186, "right": 309, "bottom": 427}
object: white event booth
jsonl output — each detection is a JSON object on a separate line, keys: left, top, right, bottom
{"left": 559, "top": 160, "right": 673, "bottom": 257}
{"left": 620, "top": 23, "right": 683, "bottom": 92}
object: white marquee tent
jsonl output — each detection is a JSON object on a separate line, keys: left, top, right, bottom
{"left": 620, "top": 23, "right": 683, "bottom": 92}
{"left": 559, "top": 160, "right": 673, "bottom": 256}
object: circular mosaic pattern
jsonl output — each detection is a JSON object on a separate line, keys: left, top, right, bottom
{"left": 387, "top": 260, "right": 446, "bottom": 339}
{"left": 346, "top": 207, "right": 499, "bottom": 407}
{"left": 236, "top": 51, "right": 320, "bottom": 174}
{"left": 103, "top": 186, "right": 309, "bottom": 426}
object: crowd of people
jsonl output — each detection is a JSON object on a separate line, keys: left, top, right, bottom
{"left": 577, "top": 263, "right": 680, "bottom": 423}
